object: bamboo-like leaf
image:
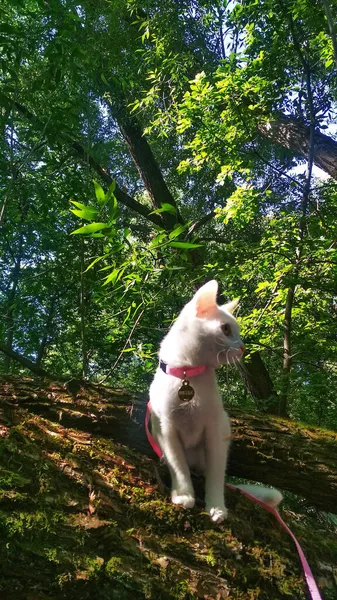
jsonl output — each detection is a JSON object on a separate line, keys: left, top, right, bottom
{"left": 83, "top": 255, "right": 108, "bottom": 273}
{"left": 168, "top": 223, "right": 189, "bottom": 240}
{"left": 71, "top": 222, "right": 109, "bottom": 235}
{"left": 70, "top": 207, "right": 98, "bottom": 221}
{"left": 149, "top": 203, "right": 177, "bottom": 216}
{"left": 93, "top": 180, "right": 106, "bottom": 205}
{"left": 169, "top": 241, "right": 203, "bottom": 249}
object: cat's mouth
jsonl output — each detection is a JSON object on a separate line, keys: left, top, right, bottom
{"left": 217, "top": 345, "right": 245, "bottom": 365}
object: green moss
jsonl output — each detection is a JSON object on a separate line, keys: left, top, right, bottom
{"left": 0, "top": 377, "right": 336, "bottom": 599}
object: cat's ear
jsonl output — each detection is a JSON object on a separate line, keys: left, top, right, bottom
{"left": 194, "top": 280, "right": 218, "bottom": 317}
{"left": 223, "top": 298, "right": 239, "bottom": 314}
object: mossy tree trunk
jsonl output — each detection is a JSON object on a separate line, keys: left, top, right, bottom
{"left": 2, "top": 375, "right": 336, "bottom": 514}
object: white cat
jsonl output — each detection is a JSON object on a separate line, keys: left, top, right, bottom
{"left": 149, "top": 280, "right": 282, "bottom": 523}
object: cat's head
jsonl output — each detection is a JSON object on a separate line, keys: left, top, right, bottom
{"left": 160, "top": 280, "right": 245, "bottom": 367}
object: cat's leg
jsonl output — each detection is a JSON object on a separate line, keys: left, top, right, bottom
{"left": 157, "top": 425, "right": 195, "bottom": 509}
{"left": 204, "top": 410, "right": 231, "bottom": 523}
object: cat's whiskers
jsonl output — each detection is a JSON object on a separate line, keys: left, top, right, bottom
{"left": 217, "top": 344, "right": 243, "bottom": 364}
{"left": 216, "top": 348, "right": 227, "bottom": 364}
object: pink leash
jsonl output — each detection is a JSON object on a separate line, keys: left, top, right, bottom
{"left": 145, "top": 401, "right": 322, "bottom": 600}
{"left": 145, "top": 401, "right": 163, "bottom": 459}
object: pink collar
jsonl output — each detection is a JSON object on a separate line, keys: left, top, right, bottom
{"left": 159, "top": 360, "right": 206, "bottom": 378}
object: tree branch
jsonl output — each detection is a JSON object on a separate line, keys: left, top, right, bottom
{"left": 0, "top": 343, "right": 54, "bottom": 378}
{"left": 105, "top": 98, "right": 183, "bottom": 228}
{"left": 187, "top": 210, "right": 216, "bottom": 235}
{"left": 6, "top": 96, "right": 165, "bottom": 228}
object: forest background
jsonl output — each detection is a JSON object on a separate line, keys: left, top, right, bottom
{"left": 1, "top": 0, "right": 337, "bottom": 429}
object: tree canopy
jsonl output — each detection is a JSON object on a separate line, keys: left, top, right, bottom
{"left": 1, "top": 0, "right": 337, "bottom": 428}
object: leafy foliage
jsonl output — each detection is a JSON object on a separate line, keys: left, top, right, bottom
{"left": 0, "top": 0, "right": 337, "bottom": 427}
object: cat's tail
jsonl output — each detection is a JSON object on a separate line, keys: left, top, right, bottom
{"left": 234, "top": 484, "right": 283, "bottom": 508}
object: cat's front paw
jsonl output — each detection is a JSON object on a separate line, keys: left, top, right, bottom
{"left": 207, "top": 505, "right": 228, "bottom": 523}
{"left": 172, "top": 492, "right": 195, "bottom": 509}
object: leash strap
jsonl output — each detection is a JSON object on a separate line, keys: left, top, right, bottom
{"left": 145, "top": 401, "right": 163, "bottom": 459}
{"left": 225, "top": 484, "right": 322, "bottom": 600}
{"left": 145, "top": 401, "right": 322, "bottom": 600}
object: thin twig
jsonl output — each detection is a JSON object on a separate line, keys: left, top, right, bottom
{"left": 98, "top": 309, "right": 145, "bottom": 384}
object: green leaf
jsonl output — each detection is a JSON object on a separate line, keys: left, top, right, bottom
{"left": 83, "top": 255, "right": 107, "bottom": 273}
{"left": 70, "top": 206, "right": 99, "bottom": 220}
{"left": 108, "top": 181, "right": 116, "bottom": 194}
{"left": 150, "top": 233, "right": 167, "bottom": 247}
{"left": 102, "top": 266, "right": 125, "bottom": 286}
{"left": 71, "top": 222, "right": 109, "bottom": 235}
{"left": 102, "top": 268, "right": 120, "bottom": 286}
{"left": 149, "top": 203, "right": 177, "bottom": 216}
{"left": 93, "top": 180, "right": 106, "bottom": 206}
{"left": 108, "top": 194, "right": 118, "bottom": 220}
{"left": 169, "top": 241, "right": 203, "bottom": 249}
{"left": 168, "top": 224, "right": 189, "bottom": 240}
{"left": 69, "top": 200, "right": 90, "bottom": 210}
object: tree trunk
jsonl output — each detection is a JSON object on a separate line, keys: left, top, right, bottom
{"left": 237, "top": 352, "right": 280, "bottom": 415}
{"left": 3, "top": 231, "right": 24, "bottom": 372}
{"left": 279, "top": 285, "right": 295, "bottom": 417}
{"left": 2, "top": 376, "right": 335, "bottom": 600}
{"left": 111, "top": 106, "right": 182, "bottom": 229}
{"left": 80, "top": 237, "right": 88, "bottom": 379}
{"left": 36, "top": 297, "right": 56, "bottom": 367}
{"left": 258, "top": 113, "right": 337, "bottom": 179}
{"left": 3, "top": 376, "right": 336, "bottom": 514}
{"left": 0, "top": 344, "right": 54, "bottom": 378}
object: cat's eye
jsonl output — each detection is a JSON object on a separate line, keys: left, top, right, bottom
{"left": 222, "top": 323, "right": 231, "bottom": 336}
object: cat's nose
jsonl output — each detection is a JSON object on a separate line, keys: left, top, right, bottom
{"left": 240, "top": 344, "right": 246, "bottom": 354}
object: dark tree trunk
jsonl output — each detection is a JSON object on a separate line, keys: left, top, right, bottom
{"left": 279, "top": 286, "right": 295, "bottom": 417}
{"left": 3, "top": 377, "right": 336, "bottom": 515}
{"left": 113, "top": 108, "right": 183, "bottom": 229}
{"left": 36, "top": 297, "right": 56, "bottom": 367}
{"left": 237, "top": 352, "right": 281, "bottom": 415}
{"left": 80, "top": 237, "right": 88, "bottom": 379}
{"left": 0, "top": 344, "right": 54, "bottom": 378}
{"left": 3, "top": 231, "right": 24, "bottom": 372}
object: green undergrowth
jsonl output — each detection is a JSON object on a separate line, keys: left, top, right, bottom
{"left": 0, "top": 377, "right": 336, "bottom": 599}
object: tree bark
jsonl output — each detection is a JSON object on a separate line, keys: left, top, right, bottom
{"left": 237, "top": 352, "right": 280, "bottom": 415}
{"left": 279, "top": 285, "right": 295, "bottom": 417}
{"left": 0, "top": 344, "right": 54, "bottom": 378}
{"left": 36, "top": 297, "right": 56, "bottom": 368}
{"left": 110, "top": 105, "right": 183, "bottom": 229}
{"left": 3, "top": 231, "right": 24, "bottom": 372}
{"left": 258, "top": 113, "right": 337, "bottom": 179}
{"left": 80, "top": 237, "right": 88, "bottom": 378}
